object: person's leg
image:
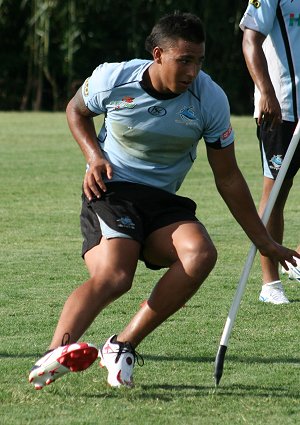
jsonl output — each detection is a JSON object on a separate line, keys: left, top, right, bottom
{"left": 257, "top": 176, "right": 294, "bottom": 304}
{"left": 49, "top": 237, "right": 141, "bottom": 349}
{"left": 256, "top": 120, "right": 298, "bottom": 303}
{"left": 99, "top": 221, "right": 216, "bottom": 387}
{"left": 258, "top": 176, "right": 293, "bottom": 284}
{"left": 116, "top": 221, "right": 217, "bottom": 347}
{"left": 29, "top": 237, "right": 141, "bottom": 389}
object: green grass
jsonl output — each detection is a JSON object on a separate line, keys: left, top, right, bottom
{"left": 0, "top": 112, "right": 299, "bottom": 425}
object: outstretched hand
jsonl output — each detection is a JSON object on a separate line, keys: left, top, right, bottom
{"left": 83, "top": 156, "right": 113, "bottom": 200}
{"left": 259, "top": 240, "right": 300, "bottom": 271}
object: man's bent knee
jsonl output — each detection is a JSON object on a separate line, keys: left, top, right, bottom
{"left": 180, "top": 243, "right": 217, "bottom": 283}
{"left": 89, "top": 270, "right": 133, "bottom": 299}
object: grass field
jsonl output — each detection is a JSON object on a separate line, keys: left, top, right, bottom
{"left": 0, "top": 112, "right": 299, "bottom": 425}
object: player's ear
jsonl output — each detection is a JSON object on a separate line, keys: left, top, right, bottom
{"left": 153, "top": 46, "right": 163, "bottom": 63}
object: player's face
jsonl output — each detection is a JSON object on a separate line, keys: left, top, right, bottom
{"left": 153, "top": 38, "right": 205, "bottom": 94}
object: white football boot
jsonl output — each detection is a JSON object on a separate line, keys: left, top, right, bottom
{"left": 29, "top": 342, "right": 98, "bottom": 390}
{"left": 259, "top": 281, "right": 289, "bottom": 304}
{"left": 99, "top": 335, "right": 143, "bottom": 388}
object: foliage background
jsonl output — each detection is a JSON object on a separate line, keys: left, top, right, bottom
{"left": 0, "top": 0, "right": 252, "bottom": 113}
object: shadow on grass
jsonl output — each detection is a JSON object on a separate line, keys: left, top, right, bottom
{"left": 82, "top": 382, "right": 300, "bottom": 401}
{"left": 141, "top": 382, "right": 300, "bottom": 398}
{"left": 142, "top": 354, "right": 300, "bottom": 366}
{"left": 0, "top": 352, "right": 299, "bottom": 366}
{"left": 0, "top": 352, "right": 38, "bottom": 359}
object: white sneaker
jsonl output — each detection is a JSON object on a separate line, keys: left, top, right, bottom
{"left": 99, "top": 335, "right": 143, "bottom": 388}
{"left": 259, "top": 281, "right": 289, "bottom": 304}
{"left": 29, "top": 342, "right": 98, "bottom": 390}
{"left": 282, "top": 258, "right": 300, "bottom": 282}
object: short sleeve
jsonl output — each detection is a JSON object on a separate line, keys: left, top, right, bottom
{"left": 81, "top": 62, "right": 122, "bottom": 114}
{"left": 239, "top": 0, "right": 277, "bottom": 36}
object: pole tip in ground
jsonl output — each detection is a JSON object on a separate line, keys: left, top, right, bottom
{"left": 213, "top": 344, "right": 227, "bottom": 387}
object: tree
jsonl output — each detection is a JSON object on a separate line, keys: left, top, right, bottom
{"left": 0, "top": 0, "right": 253, "bottom": 113}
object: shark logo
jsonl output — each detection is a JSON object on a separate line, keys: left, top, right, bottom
{"left": 269, "top": 154, "right": 282, "bottom": 170}
{"left": 180, "top": 107, "right": 196, "bottom": 121}
{"left": 116, "top": 216, "right": 135, "bottom": 229}
{"left": 176, "top": 106, "right": 198, "bottom": 126}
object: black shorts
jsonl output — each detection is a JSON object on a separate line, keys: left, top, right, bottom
{"left": 80, "top": 182, "right": 199, "bottom": 268}
{"left": 256, "top": 119, "right": 300, "bottom": 179}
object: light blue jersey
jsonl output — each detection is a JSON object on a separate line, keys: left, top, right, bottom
{"left": 240, "top": 0, "right": 300, "bottom": 122}
{"left": 82, "top": 59, "right": 234, "bottom": 193}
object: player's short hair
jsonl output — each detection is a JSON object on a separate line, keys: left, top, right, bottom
{"left": 145, "top": 11, "right": 205, "bottom": 54}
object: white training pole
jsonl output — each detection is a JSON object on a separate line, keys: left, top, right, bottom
{"left": 214, "top": 119, "right": 300, "bottom": 385}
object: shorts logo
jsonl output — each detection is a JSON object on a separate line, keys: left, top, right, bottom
{"left": 176, "top": 106, "right": 198, "bottom": 126}
{"left": 221, "top": 125, "right": 232, "bottom": 140}
{"left": 269, "top": 154, "right": 282, "bottom": 170}
{"left": 116, "top": 216, "right": 136, "bottom": 229}
{"left": 148, "top": 106, "right": 167, "bottom": 116}
{"left": 109, "top": 97, "right": 136, "bottom": 110}
{"left": 249, "top": 0, "right": 261, "bottom": 8}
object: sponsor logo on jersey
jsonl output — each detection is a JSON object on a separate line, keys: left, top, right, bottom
{"left": 289, "top": 13, "right": 300, "bottom": 26}
{"left": 83, "top": 78, "right": 89, "bottom": 96}
{"left": 221, "top": 125, "right": 233, "bottom": 140}
{"left": 148, "top": 106, "right": 167, "bottom": 116}
{"left": 249, "top": 0, "right": 260, "bottom": 8}
{"left": 176, "top": 106, "right": 198, "bottom": 126}
{"left": 109, "top": 97, "right": 136, "bottom": 110}
{"left": 269, "top": 154, "right": 282, "bottom": 170}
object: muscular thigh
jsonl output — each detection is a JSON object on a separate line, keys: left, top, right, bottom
{"left": 84, "top": 237, "right": 140, "bottom": 278}
{"left": 143, "top": 221, "right": 214, "bottom": 268}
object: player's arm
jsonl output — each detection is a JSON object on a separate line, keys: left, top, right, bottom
{"left": 206, "top": 143, "right": 299, "bottom": 267}
{"left": 242, "top": 28, "right": 281, "bottom": 128}
{"left": 66, "top": 88, "right": 113, "bottom": 200}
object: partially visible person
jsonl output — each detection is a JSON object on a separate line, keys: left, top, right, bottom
{"left": 29, "top": 11, "right": 299, "bottom": 391}
{"left": 240, "top": 0, "right": 300, "bottom": 304}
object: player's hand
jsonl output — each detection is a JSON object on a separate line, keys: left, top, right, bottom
{"left": 83, "top": 156, "right": 113, "bottom": 200}
{"left": 259, "top": 240, "right": 300, "bottom": 271}
{"left": 257, "top": 93, "right": 282, "bottom": 129}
